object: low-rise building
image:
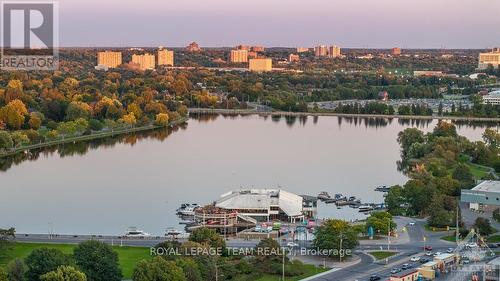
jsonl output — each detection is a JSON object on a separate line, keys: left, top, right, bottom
{"left": 390, "top": 268, "right": 418, "bottom": 281}
{"left": 214, "top": 189, "right": 308, "bottom": 223}
{"left": 249, "top": 58, "right": 272, "bottom": 72}
{"left": 186, "top": 42, "right": 201, "bottom": 52}
{"left": 483, "top": 91, "right": 500, "bottom": 105}
{"left": 461, "top": 181, "right": 500, "bottom": 211}
{"left": 418, "top": 261, "right": 439, "bottom": 279}
{"left": 288, "top": 54, "right": 300, "bottom": 63}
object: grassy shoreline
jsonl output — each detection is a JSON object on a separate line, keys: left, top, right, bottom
{"left": 0, "top": 117, "right": 188, "bottom": 158}
{"left": 189, "top": 108, "right": 500, "bottom": 122}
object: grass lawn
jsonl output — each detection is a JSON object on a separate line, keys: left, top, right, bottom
{"left": 254, "top": 264, "right": 328, "bottom": 281}
{"left": 0, "top": 242, "right": 150, "bottom": 279}
{"left": 441, "top": 235, "right": 457, "bottom": 242}
{"left": 466, "top": 163, "right": 492, "bottom": 180}
{"left": 487, "top": 235, "right": 500, "bottom": 243}
{"left": 369, "top": 251, "right": 397, "bottom": 260}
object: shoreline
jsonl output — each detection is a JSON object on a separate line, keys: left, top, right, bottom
{"left": 0, "top": 117, "right": 188, "bottom": 158}
{"left": 188, "top": 108, "right": 500, "bottom": 122}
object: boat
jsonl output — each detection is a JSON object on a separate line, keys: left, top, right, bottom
{"left": 336, "top": 200, "right": 350, "bottom": 206}
{"left": 334, "top": 193, "right": 344, "bottom": 200}
{"left": 165, "top": 228, "right": 190, "bottom": 239}
{"left": 358, "top": 205, "right": 373, "bottom": 212}
{"left": 317, "top": 192, "right": 331, "bottom": 201}
{"left": 324, "top": 198, "right": 337, "bottom": 204}
{"left": 176, "top": 203, "right": 199, "bottom": 214}
{"left": 348, "top": 196, "right": 356, "bottom": 201}
{"left": 374, "top": 185, "right": 391, "bottom": 192}
{"left": 124, "top": 227, "right": 151, "bottom": 238}
{"left": 178, "top": 206, "right": 198, "bottom": 216}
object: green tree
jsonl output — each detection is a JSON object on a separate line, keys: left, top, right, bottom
{"left": 452, "top": 164, "right": 475, "bottom": 189}
{"left": 189, "top": 227, "right": 226, "bottom": 250}
{"left": 73, "top": 240, "right": 122, "bottom": 281}
{"left": 0, "top": 131, "right": 13, "bottom": 151}
{"left": 0, "top": 228, "right": 15, "bottom": 260}
{"left": 7, "top": 259, "right": 26, "bottom": 281}
{"left": 365, "top": 211, "right": 396, "bottom": 234}
{"left": 175, "top": 258, "right": 202, "bottom": 281}
{"left": 474, "top": 217, "right": 495, "bottom": 236}
{"left": 385, "top": 185, "right": 405, "bottom": 215}
{"left": 0, "top": 267, "right": 7, "bottom": 281}
{"left": 313, "top": 219, "right": 358, "bottom": 259}
{"left": 132, "top": 257, "right": 185, "bottom": 281}
{"left": 25, "top": 248, "right": 70, "bottom": 281}
{"left": 40, "top": 266, "right": 87, "bottom": 281}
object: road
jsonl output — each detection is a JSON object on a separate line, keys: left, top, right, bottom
{"left": 308, "top": 217, "right": 457, "bottom": 281}
{"left": 14, "top": 217, "right": 457, "bottom": 281}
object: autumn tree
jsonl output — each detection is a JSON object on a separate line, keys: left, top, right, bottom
{"left": 0, "top": 99, "right": 28, "bottom": 129}
{"left": 154, "top": 113, "right": 169, "bottom": 126}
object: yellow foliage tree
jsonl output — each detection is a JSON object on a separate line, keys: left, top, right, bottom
{"left": 154, "top": 113, "right": 169, "bottom": 126}
{"left": 0, "top": 99, "right": 28, "bottom": 129}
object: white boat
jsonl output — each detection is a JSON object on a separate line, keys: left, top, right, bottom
{"left": 178, "top": 206, "right": 197, "bottom": 216}
{"left": 165, "top": 228, "right": 190, "bottom": 239}
{"left": 358, "top": 205, "right": 373, "bottom": 212}
{"left": 317, "top": 192, "right": 331, "bottom": 200}
{"left": 124, "top": 227, "right": 151, "bottom": 238}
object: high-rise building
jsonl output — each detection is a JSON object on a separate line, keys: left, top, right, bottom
{"left": 131, "top": 53, "right": 156, "bottom": 70}
{"left": 248, "top": 51, "right": 258, "bottom": 59}
{"left": 251, "top": 46, "right": 265, "bottom": 52}
{"left": 288, "top": 54, "right": 300, "bottom": 63}
{"left": 296, "top": 47, "right": 309, "bottom": 53}
{"left": 314, "top": 45, "right": 328, "bottom": 57}
{"left": 97, "top": 51, "right": 122, "bottom": 68}
{"left": 186, "top": 42, "right": 201, "bottom": 52}
{"left": 236, "top": 45, "right": 250, "bottom": 51}
{"left": 391, "top": 47, "right": 402, "bottom": 56}
{"left": 478, "top": 48, "right": 500, "bottom": 69}
{"left": 229, "top": 49, "right": 248, "bottom": 63}
{"left": 249, "top": 58, "right": 272, "bottom": 72}
{"left": 328, "top": 45, "right": 341, "bottom": 58}
{"left": 158, "top": 49, "right": 174, "bottom": 66}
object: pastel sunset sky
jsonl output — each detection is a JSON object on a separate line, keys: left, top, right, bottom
{"left": 60, "top": 0, "right": 500, "bottom": 48}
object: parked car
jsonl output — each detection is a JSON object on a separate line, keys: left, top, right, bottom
{"left": 420, "top": 257, "right": 430, "bottom": 264}
{"left": 425, "top": 251, "right": 433, "bottom": 256}
{"left": 369, "top": 275, "right": 381, "bottom": 281}
{"left": 433, "top": 252, "right": 442, "bottom": 256}
{"left": 424, "top": 246, "right": 432, "bottom": 251}
{"left": 447, "top": 248, "right": 454, "bottom": 253}
{"left": 286, "top": 242, "right": 299, "bottom": 247}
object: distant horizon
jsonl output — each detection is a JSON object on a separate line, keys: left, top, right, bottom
{"left": 52, "top": 0, "right": 500, "bottom": 49}
{"left": 53, "top": 46, "right": 494, "bottom": 50}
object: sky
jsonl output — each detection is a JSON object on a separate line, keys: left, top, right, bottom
{"left": 58, "top": 0, "right": 500, "bottom": 48}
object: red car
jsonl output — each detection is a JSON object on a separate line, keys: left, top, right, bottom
{"left": 424, "top": 246, "right": 432, "bottom": 251}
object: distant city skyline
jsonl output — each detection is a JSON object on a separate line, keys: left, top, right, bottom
{"left": 59, "top": 0, "right": 500, "bottom": 48}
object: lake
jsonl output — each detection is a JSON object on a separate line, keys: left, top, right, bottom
{"left": 0, "top": 114, "right": 497, "bottom": 235}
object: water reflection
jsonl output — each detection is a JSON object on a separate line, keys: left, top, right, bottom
{"left": 1, "top": 114, "right": 498, "bottom": 173}
{"left": 0, "top": 124, "right": 187, "bottom": 172}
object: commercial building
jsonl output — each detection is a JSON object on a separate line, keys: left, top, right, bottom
{"left": 461, "top": 181, "right": 500, "bottom": 211}
{"left": 186, "top": 42, "right": 201, "bottom": 52}
{"left": 249, "top": 58, "right": 272, "bottom": 72}
{"left": 230, "top": 49, "right": 248, "bottom": 63}
{"left": 417, "top": 253, "right": 459, "bottom": 280}
{"left": 97, "top": 51, "right": 122, "bottom": 68}
{"left": 248, "top": 51, "right": 258, "bottom": 59}
{"left": 157, "top": 49, "right": 174, "bottom": 66}
{"left": 390, "top": 269, "right": 418, "bottom": 281}
{"left": 297, "top": 47, "right": 309, "bottom": 53}
{"left": 236, "top": 45, "right": 250, "bottom": 51}
{"left": 392, "top": 47, "right": 402, "bottom": 56}
{"left": 288, "top": 54, "right": 300, "bottom": 63}
{"left": 478, "top": 48, "right": 500, "bottom": 69}
{"left": 485, "top": 257, "right": 500, "bottom": 281}
{"left": 214, "top": 189, "right": 309, "bottom": 223}
{"left": 131, "top": 53, "right": 155, "bottom": 70}
{"left": 482, "top": 91, "right": 500, "bottom": 105}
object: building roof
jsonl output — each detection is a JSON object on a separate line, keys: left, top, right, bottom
{"left": 391, "top": 268, "right": 417, "bottom": 278}
{"left": 420, "top": 261, "right": 438, "bottom": 268}
{"left": 433, "top": 253, "right": 455, "bottom": 261}
{"left": 472, "top": 181, "right": 500, "bottom": 193}
{"left": 488, "top": 257, "right": 500, "bottom": 266}
{"left": 486, "top": 91, "right": 500, "bottom": 98}
{"left": 215, "top": 189, "right": 303, "bottom": 217}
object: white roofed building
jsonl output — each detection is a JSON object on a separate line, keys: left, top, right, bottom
{"left": 215, "top": 189, "right": 307, "bottom": 223}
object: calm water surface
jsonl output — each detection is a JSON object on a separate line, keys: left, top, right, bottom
{"left": 0, "top": 115, "right": 496, "bottom": 235}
